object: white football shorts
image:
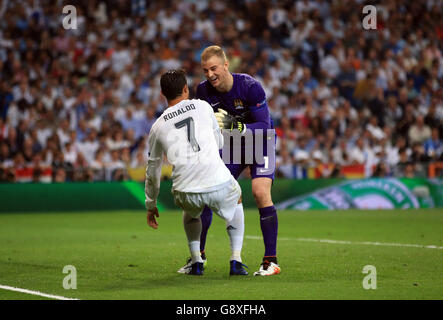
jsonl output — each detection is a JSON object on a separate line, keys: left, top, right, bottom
{"left": 172, "top": 176, "right": 241, "bottom": 221}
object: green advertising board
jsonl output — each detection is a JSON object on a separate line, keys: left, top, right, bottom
{"left": 275, "top": 178, "right": 443, "bottom": 210}
{"left": 0, "top": 178, "right": 441, "bottom": 213}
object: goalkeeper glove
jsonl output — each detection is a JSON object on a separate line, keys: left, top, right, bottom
{"left": 215, "top": 109, "right": 246, "bottom": 133}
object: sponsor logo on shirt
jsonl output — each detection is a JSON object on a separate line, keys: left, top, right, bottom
{"left": 256, "top": 99, "right": 266, "bottom": 107}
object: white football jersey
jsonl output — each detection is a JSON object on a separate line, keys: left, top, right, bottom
{"left": 145, "top": 99, "right": 232, "bottom": 209}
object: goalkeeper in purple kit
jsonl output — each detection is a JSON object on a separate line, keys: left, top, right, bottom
{"left": 178, "top": 46, "right": 281, "bottom": 276}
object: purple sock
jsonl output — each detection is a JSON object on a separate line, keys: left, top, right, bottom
{"left": 199, "top": 206, "right": 213, "bottom": 252}
{"left": 259, "top": 206, "right": 278, "bottom": 257}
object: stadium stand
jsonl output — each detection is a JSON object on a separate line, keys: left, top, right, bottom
{"left": 0, "top": 0, "right": 441, "bottom": 182}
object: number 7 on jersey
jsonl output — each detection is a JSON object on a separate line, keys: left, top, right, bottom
{"left": 174, "top": 117, "right": 201, "bottom": 152}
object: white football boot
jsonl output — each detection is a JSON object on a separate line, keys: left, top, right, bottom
{"left": 177, "top": 257, "right": 207, "bottom": 274}
{"left": 253, "top": 261, "right": 281, "bottom": 276}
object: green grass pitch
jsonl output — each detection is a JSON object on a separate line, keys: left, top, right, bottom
{"left": 0, "top": 209, "right": 442, "bottom": 300}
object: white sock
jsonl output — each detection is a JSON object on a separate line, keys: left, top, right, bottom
{"left": 189, "top": 241, "right": 203, "bottom": 264}
{"left": 183, "top": 212, "right": 203, "bottom": 263}
{"left": 226, "top": 203, "right": 245, "bottom": 262}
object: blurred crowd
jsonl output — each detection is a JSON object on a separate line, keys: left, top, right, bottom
{"left": 0, "top": 0, "right": 442, "bottom": 183}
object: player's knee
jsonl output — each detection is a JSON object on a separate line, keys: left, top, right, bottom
{"left": 183, "top": 211, "right": 200, "bottom": 223}
{"left": 252, "top": 187, "right": 271, "bottom": 206}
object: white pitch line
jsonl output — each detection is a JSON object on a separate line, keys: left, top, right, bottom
{"left": 0, "top": 284, "right": 79, "bottom": 300}
{"left": 245, "top": 236, "right": 443, "bottom": 250}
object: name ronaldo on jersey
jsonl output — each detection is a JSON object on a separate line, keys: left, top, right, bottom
{"left": 163, "top": 103, "right": 196, "bottom": 121}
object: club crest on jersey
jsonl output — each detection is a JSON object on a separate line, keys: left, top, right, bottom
{"left": 234, "top": 99, "right": 244, "bottom": 110}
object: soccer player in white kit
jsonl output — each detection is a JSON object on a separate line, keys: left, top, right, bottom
{"left": 145, "top": 70, "right": 248, "bottom": 276}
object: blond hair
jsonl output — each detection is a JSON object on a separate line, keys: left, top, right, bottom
{"left": 201, "top": 45, "right": 227, "bottom": 62}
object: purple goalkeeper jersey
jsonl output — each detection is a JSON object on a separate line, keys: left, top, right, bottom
{"left": 195, "top": 73, "right": 274, "bottom": 132}
{"left": 196, "top": 73, "right": 276, "bottom": 180}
